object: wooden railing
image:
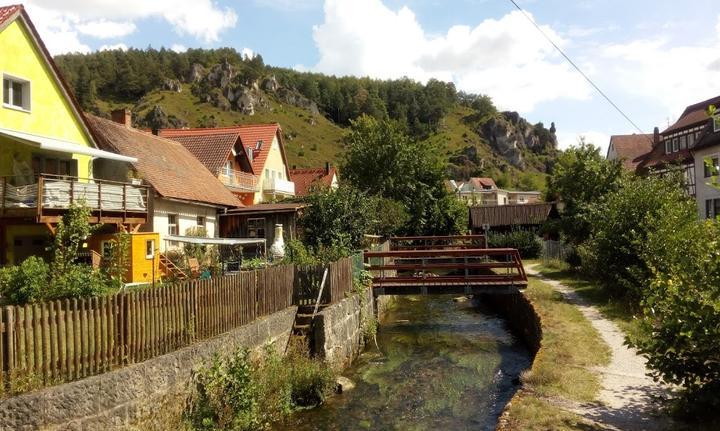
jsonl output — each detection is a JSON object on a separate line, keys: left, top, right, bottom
{"left": 390, "top": 235, "right": 488, "bottom": 250}
{"left": 364, "top": 248, "right": 527, "bottom": 291}
{"left": 0, "top": 174, "right": 149, "bottom": 222}
{"left": 216, "top": 168, "right": 259, "bottom": 192}
{"left": 0, "top": 265, "right": 294, "bottom": 392}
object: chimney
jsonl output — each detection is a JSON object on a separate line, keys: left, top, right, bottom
{"left": 151, "top": 127, "right": 159, "bottom": 136}
{"left": 111, "top": 108, "right": 132, "bottom": 127}
{"left": 653, "top": 126, "right": 660, "bottom": 144}
{"left": 325, "top": 161, "right": 330, "bottom": 175}
{"left": 292, "top": 165, "right": 297, "bottom": 170}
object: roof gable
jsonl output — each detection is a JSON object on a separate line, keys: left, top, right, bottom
{"left": 608, "top": 134, "right": 653, "bottom": 170}
{"left": 290, "top": 167, "right": 337, "bottom": 196}
{"left": 663, "top": 95, "right": 720, "bottom": 134}
{"left": 86, "top": 115, "right": 242, "bottom": 208}
{"left": 0, "top": 5, "right": 98, "bottom": 148}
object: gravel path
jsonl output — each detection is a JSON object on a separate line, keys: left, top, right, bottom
{"left": 526, "top": 265, "right": 671, "bottom": 431}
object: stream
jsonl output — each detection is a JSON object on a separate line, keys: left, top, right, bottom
{"left": 280, "top": 295, "right": 532, "bottom": 430}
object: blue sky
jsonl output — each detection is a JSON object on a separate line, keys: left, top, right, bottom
{"left": 8, "top": 0, "right": 720, "bottom": 154}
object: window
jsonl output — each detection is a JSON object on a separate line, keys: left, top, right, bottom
{"left": 715, "top": 115, "right": 720, "bottom": 133}
{"left": 32, "top": 154, "right": 78, "bottom": 177}
{"left": 680, "top": 135, "right": 687, "bottom": 149}
{"left": 100, "top": 240, "right": 114, "bottom": 259}
{"left": 224, "top": 161, "right": 232, "bottom": 176}
{"left": 2, "top": 75, "right": 31, "bottom": 111}
{"left": 197, "top": 216, "right": 206, "bottom": 227}
{"left": 706, "top": 200, "right": 713, "bottom": 219}
{"left": 247, "top": 218, "right": 265, "bottom": 238}
{"left": 664, "top": 140, "right": 671, "bottom": 154}
{"left": 145, "top": 239, "right": 155, "bottom": 259}
{"left": 715, "top": 199, "right": 720, "bottom": 219}
{"left": 704, "top": 157, "right": 719, "bottom": 178}
{"left": 168, "top": 214, "right": 178, "bottom": 235}
{"left": 672, "top": 138, "right": 679, "bottom": 152}
{"left": 686, "top": 164, "right": 696, "bottom": 196}
{"left": 688, "top": 133, "right": 696, "bottom": 148}
{"left": 265, "top": 169, "right": 269, "bottom": 180}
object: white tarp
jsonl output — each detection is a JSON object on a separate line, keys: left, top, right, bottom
{"left": 163, "top": 235, "right": 266, "bottom": 246}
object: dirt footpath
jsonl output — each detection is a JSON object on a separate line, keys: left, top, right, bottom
{"left": 526, "top": 265, "right": 671, "bottom": 431}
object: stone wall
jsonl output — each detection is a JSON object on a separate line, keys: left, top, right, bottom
{"left": 312, "top": 290, "right": 375, "bottom": 369}
{"left": 479, "top": 291, "right": 541, "bottom": 356}
{"left": 0, "top": 306, "right": 297, "bottom": 431}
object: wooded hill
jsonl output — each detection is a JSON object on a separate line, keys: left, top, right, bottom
{"left": 55, "top": 47, "right": 558, "bottom": 190}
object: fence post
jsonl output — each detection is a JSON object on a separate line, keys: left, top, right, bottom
{"left": 4, "top": 306, "right": 15, "bottom": 388}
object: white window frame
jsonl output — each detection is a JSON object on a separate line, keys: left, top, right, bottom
{"left": 145, "top": 239, "right": 155, "bottom": 259}
{"left": 247, "top": 217, "right": 266, "bottom": 238}
{"left": 167, "top": 213, "right": 178, "bottom": 235}
{"left": 672, "top": 138, "right": 679, "bottom": 152}
{"left": 2, "top": 73, "right": 31, "bottom": 112}
{"left": 197, "top": 215, "right": 206, "bottom": 227}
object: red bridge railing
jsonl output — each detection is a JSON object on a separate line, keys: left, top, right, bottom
{"left": 363, "top": 247, "right": 527, "bottom": 292}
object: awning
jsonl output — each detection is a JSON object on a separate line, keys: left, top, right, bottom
{"left": 0, "top": 127, "right": 137, "bottom": 163}
{"left": 163, "top": 235, "right": 266, "bottom": 246}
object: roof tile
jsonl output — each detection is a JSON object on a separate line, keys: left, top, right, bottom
{"left": 289, "top": 167, "right": 337, "bottom": 196}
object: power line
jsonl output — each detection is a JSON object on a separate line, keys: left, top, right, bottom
{"left": 507, "top": 0, "right": 647, "bottom": 136}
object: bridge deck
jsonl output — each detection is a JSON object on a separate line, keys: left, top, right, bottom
{"left": 364, "top": 241, "right": 527, "bottom": 295}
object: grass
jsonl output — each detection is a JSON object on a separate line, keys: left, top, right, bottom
{"left": 532, "top": 260, "right": 643, "bottom": 344}
{"left": 501, "top": 275, "right": 611, "bottom": 430}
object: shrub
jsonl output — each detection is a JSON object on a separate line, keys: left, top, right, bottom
{"left": 49, "top": 264, "right": 110, "bottom": 300}
{"left": 0, "top": 257, "right": 50, "bottom": 304}
{"left": 630, "top": 217, "right": 720, "bottom": 417}
{"left": 487, "top": 230, "right": 542, "bottom": 259}
{"left": 580, "top": 174, "right": 695, "bottom": 302}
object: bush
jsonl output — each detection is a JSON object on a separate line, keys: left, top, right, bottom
{"left": 487, "top": 230, "right": 542, "bottom": 259}
{"left": 0, "top": 257, "right": 50, "bottom": 304}
{"left": 186, "top": 343, "right": 335, "bottom": 430}
{"left": 49, "top": 264, "right": 110, "bottom": 300}
{"left": 630, "top": 216, "right": 720, "bottom": 417}
{"left": 580, "top": 174, "right": 695, "bottom": 302}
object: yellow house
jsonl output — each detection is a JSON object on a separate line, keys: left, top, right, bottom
{"left": 0, "top": 5, "right": 148, "bottom": 267}
{"left": 158, "top": 123, "right": 295, "bottom": 205}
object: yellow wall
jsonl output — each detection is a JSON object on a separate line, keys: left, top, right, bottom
{"left": 88, "top": 232, "right": 161, "bottom": 284}
{"left": 0, "top": 19, "right": 93, "bottom": 178}
{"left": 254, "top": 135, "right": 290, "bottom": 204}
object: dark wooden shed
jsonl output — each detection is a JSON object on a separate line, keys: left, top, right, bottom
{"left": 469, "top": 203, "right": 558, "bottom": 233}
{"left": 219, "top": 203, "right": 305, "bottom": 247}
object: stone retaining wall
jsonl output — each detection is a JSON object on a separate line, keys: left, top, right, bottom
{"left": 479, "top": 291, "right": 541, "bottom": 356}
{"left": 0, "top": 306, "right": 297, "bottom": 431}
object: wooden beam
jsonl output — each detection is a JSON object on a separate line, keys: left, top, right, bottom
{"left": 44, "top": 222, "right": 56, "bottom": 236}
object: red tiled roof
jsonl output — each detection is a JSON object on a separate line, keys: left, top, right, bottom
{"left": 289, "top": 167, "right": 337, "bottom": 196}
{"left": 86, "top": 115, "right": 242, "bottom": 208}
{"left": 0, "top": 4, "right": 21, "bottom": 26}
{"left": 158, "top": 124, "right": 288, "bottom": 177}
{"left": 663, "top": 95, "right": 720, "bottom": 134}
{"left": 469, "top": 177, "right": 497, "bottom": 190}
{"left": 608, "top": 134, "right": 654, "bottom": 170}
{"left": 163, "top": 132, "right": 239, "bottom": 175}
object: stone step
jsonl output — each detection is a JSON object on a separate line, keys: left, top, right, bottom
{"left": 295, "top": 314, "right": 315, "bottom": 325}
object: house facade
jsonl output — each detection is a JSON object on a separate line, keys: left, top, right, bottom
{"left": 159, "top": 124, "right": 295, "bottom": 205}
{"left": 690, "top": 108, "right": 720, "bottom": 218}
{"left": 606, "top": 133, "right": 654, "bottom": 170}
{"left": 86, "top": 112, "right": 242, "bottom": 253}
{"left": 449, "top": 177, "right": 541, "bottom": 206}
{"left": 0, "top": 5, "right": 146, "bottom": 265}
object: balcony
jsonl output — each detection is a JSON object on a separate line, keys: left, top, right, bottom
{"left": 262, "top": 177, "right": 295, "bottom": 196}
{"left": 0, "top": 174, "right": 149, "bottom": 224}
{"left": 217, "top": 168, "right": 259, "bottom": 192}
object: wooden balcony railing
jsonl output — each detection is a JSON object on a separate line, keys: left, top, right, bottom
{"left": 216, "top": 168, "right": 259, "bottom": 192}
{"left": 0, "top": 174, "right": 149, "bottom": 224}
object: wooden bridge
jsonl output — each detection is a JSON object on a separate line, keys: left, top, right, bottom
{"left": 364, "top": 235, "right": 527, "bottom": 295}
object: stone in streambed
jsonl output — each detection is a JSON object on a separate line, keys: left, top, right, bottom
{"left": 335, "top": 376, "right": 356, "bottom": 393}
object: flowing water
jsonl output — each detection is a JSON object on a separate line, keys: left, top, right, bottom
{"left": 280, "top": 295, "right": 531, "bottom": 431}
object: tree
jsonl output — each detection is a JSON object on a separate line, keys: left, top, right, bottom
{"left": 300, "top": 185, "right": 375, "bottom": 251}
{"left": 340, "top": 115, "right": 464, "bottom": 235}
{"left": 545, "top": 140, "right": 623, "bottom": 244}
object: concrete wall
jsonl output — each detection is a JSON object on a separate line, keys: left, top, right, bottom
{"left": 0, "top": 306, "right": 297, "bottom": 431}
{"left": 694, "top": 145, "right": 720, "bottom": 219}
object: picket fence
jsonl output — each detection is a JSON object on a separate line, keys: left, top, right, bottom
{"left": 0, "top": 258, "right": 354, "bottom": 393}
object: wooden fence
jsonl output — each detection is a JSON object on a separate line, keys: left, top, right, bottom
{"left": 0, "top": 264, "right": 294, "bottom": 392}
{"left": 292, "top": 257, "right": 354, "bottom": 306}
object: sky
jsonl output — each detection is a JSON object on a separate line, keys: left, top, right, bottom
{"left": 5, "top": 0, "right": 720, "bottom": 154}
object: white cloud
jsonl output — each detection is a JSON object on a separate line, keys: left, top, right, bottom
{"left": 241, "top": 47, "right": 255, "bottom": 59}
{"left": 557, "top": 130, "right": 610, "bottom": 153}
{"left": 311, "top": 0, "right": 591, "bottom": 112}
{"left": 19, "top": 0, "right": 238, "bottom": 54}
{"left": 599, "top": 14, "right": 720, "bottom": 120}
{"left": 171, "top": 44, "right": 188, "bottom": 53}
{"left": 99, "top": 43, "right": 128, "bottom": 52}
{"left": 76, "top": 20, "right": 136, "bottom": 39}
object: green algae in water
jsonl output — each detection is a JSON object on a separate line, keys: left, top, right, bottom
{"left": 276, "top": 296, "right": 531, "bottom": 431}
